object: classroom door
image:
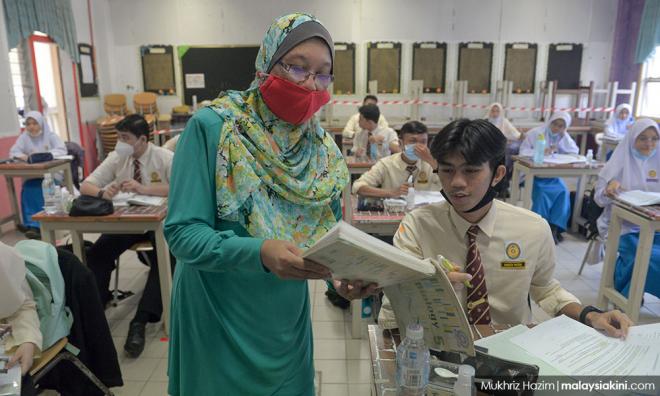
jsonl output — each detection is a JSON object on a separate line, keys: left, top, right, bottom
{"left": 29, "top": 35, "right": 70, "bottom": 141}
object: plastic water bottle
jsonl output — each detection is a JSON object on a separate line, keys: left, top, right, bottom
{"left": 396, "top": 323, "right": 430, "bottom": 395}
{"left": 59, "top": 187, "right": 72, "bottom": 213}
{"left": 42, "top": 174, "right": 58, "bottom": 214}
{"left": 533, "top": 133, "right": 546, "bottom": 165}
{"left": 406, "top": 175, "right": 415, "bottom": 210}
{"left": 370, "top": 143, "right": 379, "bottom": 161}
{"left": 453, "top": 364, "right": 476, "bottom": 396}
{"left": 586, "top": 149, "right": 594, "bottom": 166}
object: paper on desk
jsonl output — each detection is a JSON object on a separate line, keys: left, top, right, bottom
{"left": 54, "top": 155, "right": 74, "bottom": 160}
{"left": 474, "top": 325, "right": 565, "bottom": 376}
{"left": 112, "top": 192, "right": 133, "bottom": 207}
{"left": 414, "top": 190, "right": 445, "bottom": 207}
{"left": 0, "top": 362, "right": 21, "bottom": 390}
{"left": 542, "top": 154, "right": 587, "bottom": 165}
{"left": 510, "top": 315, "right": 660, "bottom": 376}
{"left": 617, "top": 190, "right": 660, "bottom": 207}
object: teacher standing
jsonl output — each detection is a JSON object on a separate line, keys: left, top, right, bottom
{"left": 165, "top": 13, "right": 376, "bottom": 395}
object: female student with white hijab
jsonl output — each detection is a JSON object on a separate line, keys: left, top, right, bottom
{"left": 594, "top": 118, "right": 660, "bottom": 300}
{"left": 9, "top": 111, "right": 67, "bottom": 239}
{"left": 520, "top": 112, "right": 579, "bottom": 243}
{"left": 0, "top": 242, "right": 42, "bottom": 396}
{"left": 604, "top": 103, "right": 634, "bottom": 139}
{"left": 484, "top": 102, "right": 521, "bottom": 141}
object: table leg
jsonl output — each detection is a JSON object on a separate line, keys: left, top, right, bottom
{"left": 351, "top": 298, "right": 362, "bottom": 339}
{"left": 579, "top": 132, "right": 587, "bottom": 155}
{"left": 63, "top": 167, "right": 74, "bottom": 194}
{"left": 571, "top": 174, "right": 588, "bottom": 233}
{"left": 343, "top": 182, "right": 353, "bottom": 225}
{"left": 6, "top": 176, "right": 21, "bottom": 225}
{"left": 509, "top": 163, "right": 521, "bottom": 206}
{"left": 597, "top": 208, "right": 623, "bottom": 310}
{"left": 154, "top": 224, "right": 173, "bottom": 335}
{"left": 40, "top": 224, "right": 56, "bottom": 246}
{"left": 522, "top": 173, "right": 534, "bottom": 210}
{"left": 625, "top": 223, "right": 654, "bottom": 323}
{"left": 71, "top": 231, "right": 86, "bottom": 264}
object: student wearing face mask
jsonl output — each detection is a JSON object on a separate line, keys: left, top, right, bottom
{"left": 519, "top": 112, "right": 579, "bottom": 243}
{"left": 375, "top": 119, "right": 632, "bottom": 338}
{"left": 594, "top": 118, "right": 660, "bottom": 299}
{"left": 9, "top": 111, "right": 67, "bottom": 239}
{"left": 163, "top": 14, "right": 377, "bottom": 395}
{"left": 79, "top": 114, "right": 173, "bottom": 358}
{"left": 352, "top": 120, "right": 441, "bottom": 198}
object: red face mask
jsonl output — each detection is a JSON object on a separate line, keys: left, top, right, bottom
{"left": 259, "top": 74, "right": 330, "bottom": 125}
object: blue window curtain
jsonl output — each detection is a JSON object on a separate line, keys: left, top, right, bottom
{"left": 3, "top": 0, "right": 79, "bottom": 62}
{"left": 635, "top": 0, "right": 660, "bottom": 63}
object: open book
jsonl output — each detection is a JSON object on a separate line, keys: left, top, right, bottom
{"left": 112, "top": 193, "right": 166, "bottom": 207}
{"left": 304, "top": 221, "right": 475, "bottom": 355}
{"left": 618, "top": 190, "right": 660, "bottom": 206}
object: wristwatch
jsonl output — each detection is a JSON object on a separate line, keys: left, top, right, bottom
{"left": 97, "top": 189, "right": 105, "bottom": 199}
{"left": 579, "top": 305, "right": 604, "bottom": 326}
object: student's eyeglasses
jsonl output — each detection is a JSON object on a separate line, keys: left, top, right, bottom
{"left": 637, "top": 136, "right": 660, "bottom": 143}
{"left": 278, "top": 61, "right": 334, "bottom": 89}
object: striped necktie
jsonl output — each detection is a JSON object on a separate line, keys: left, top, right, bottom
{"left": 133, "top": 159, "right": 142, "bottom": 184}
{"left": 465, "top": 225, "right": 491, "bottom": 324}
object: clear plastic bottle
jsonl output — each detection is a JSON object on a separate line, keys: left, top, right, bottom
{"left": 533, "top": 133, "right": 546, "bottom": 165}
{"left": 370, "top": 143, "right": 379, "bottom": 161}
{"left": 453, "top": 364, "right": 476, "bottom": 396}
{"left": 586, "top": 149, "right": 594, "bottom": 166}
{"left": 42, "top": 174, "right": 58, "bottom": 214}
{"left": 396, "top": 323, "right": 430, "bottom": 396}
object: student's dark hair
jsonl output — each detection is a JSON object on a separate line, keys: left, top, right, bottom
{"left": 399, "top": 121, "right": 428, "bottom": 137}
{"left": 363, "top": 95, "right": 378, "bottom": 104}
{"left": 430, "top": 119, "right": 506, "bottom": 172}
{"left": 358, "top": 104, "right": 380, "bottom": 124}
{"left": 116, "top": 114, "right": 150, "bottom": 139}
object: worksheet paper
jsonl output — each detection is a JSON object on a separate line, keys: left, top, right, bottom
{"left": 510, "top": 315, "right": 660, "bottom": 376}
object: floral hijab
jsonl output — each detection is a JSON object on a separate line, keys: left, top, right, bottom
{"left": 209, "top": 13, "right": 349, "bottom": 248}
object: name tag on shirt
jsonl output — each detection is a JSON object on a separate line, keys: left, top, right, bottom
{"left": 648, "top": 170, "right": 658, "bottom": 183}
{"left": 500, "top": 261, "right": 526, "bottom": 269}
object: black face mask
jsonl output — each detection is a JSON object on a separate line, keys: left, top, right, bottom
{"left": 441, "top": 171, "right": 501, "bottom": 213}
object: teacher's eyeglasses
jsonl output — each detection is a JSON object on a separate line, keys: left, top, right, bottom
{"left": 278, "top": 61, "right": 334, "bottom": 90}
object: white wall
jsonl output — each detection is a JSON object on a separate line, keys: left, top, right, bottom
{"left": 99, "top": 0, "right": 617, "bottom": 123}
{"left": 0, "top": 3, "right": 20, "bottom": 137}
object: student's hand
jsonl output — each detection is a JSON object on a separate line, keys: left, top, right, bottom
{"left": 261, "top": 240, "right": 331, "bottom": 280}
{"left": 443, "top": 263, "right": 473, "bottom": 292}
{"left": 605, "top": 180, "right": 621, "bottom": 198}
{"left": 103, "top": 183, "right": 120, "bottom": 200}
{"left": 120, "top": 179, "right": 144, "bottom": 194}
{"left": 586, "top": 309, "right": 633, "bottom": 338}
{"left": 7, "top": 342, "right": 36, "bottom": 375}
{"left": 369, "top": 135, "right": 385, "bottom": 144}
{"left": 332, "top": 279, "right": 380, "bottom": 301}
{"left": 15, "top": 155, "right": 28, "bottom": 161}
{"left": 414, "top": 144, "right": 437, "bottom": 168}
{"left": 391, "top": 184, "right": 409, "bottom": 197}
{"left": 354, "top": 148, "right": 366, "bottom": 158}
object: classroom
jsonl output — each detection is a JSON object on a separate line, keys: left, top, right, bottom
{"left": 0, "top": 0, "right": 659, "bottom": 395}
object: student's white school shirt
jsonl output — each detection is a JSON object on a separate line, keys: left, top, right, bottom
{"left": 352, "top": 153, "right": 441, "bottom": 194}
{"left": 342, "top": 112, "right": 389, "bottom": 139}
{"left": 352, "top": 126, "right": 399, "bottom": 158}
{"left": 84, "top": 142, "right": 173, "bottom": 188}
{"left": 379, "top": 200, "right": 579, "bottom": 328}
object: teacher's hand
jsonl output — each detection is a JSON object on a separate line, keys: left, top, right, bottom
{"left": 261, "top": 240, "right": 331, "bottom": 280}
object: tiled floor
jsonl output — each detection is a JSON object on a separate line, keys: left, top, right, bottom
{"left": 2, "top": 229, "right": 659, "bottom": 396}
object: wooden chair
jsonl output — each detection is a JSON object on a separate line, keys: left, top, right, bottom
{"left": 31, "top": 337, "right": 114, "bottom": 395}
{"left": 133, "top": 92, "right": 158, "bottom": 115}
{"left": 111, "top": 241, "right": 153, "bottom": 306}
{"left": 104, "top": 94, "right": 128, "bottom": 116}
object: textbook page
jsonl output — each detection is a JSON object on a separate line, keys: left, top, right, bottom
{"left": 385, "top": 258, "right": 475, "bottom": 356}
{"left": 617, "top": 190, "right": 660, "bottom": 207}
{"left": 510, "top": 315, "right": 660, "bottom": 376}
{"left": 303, "top": 221, "right": 436, "bottom": 287}
{"left": 542, "top": 154, "right": 587, "bottom": 165}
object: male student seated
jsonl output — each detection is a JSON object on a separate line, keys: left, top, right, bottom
{"left": 376, "top": 119, "right": 632, "bottom": 337}
{"left": 351, "top": 104, "right": 400, "bottom": 160}
{"left": 353, "top": 120, "right": 441, "bottom": 198}
{"left": 80, "top": 114, "right": 174, "bottom": 358}
{"left": 342, "top": 95, "right": 389, "bottom": 139}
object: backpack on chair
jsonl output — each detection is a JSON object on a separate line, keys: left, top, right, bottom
{"left": 14, "top": 240, "right": 73, "bottom": 350}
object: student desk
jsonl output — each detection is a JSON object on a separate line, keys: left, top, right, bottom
{"left": 508, "top": 157, "right": 603, "bottom": 233}
{"left": 343, "top": 157, "right": 376, "bottom": 226}
{"left": 0, "top": 159, "right": 74, "bottom": 228}
{"left": 368, "top": 324, "right": 516, "bottom": 395}
{"left": 32, "top": 205, "right": 173, "bottom": 334}
{"left": 565, "top": 120, "right": 597, "bottom": 155}
{"left": 597, "top": 200, "right": 660, "bottom": 322}
{"left": 599, "top": 137, "right": 621, "bottom": 161}
{"left": 153, "top": 127, "right": 184, "bottom": 146}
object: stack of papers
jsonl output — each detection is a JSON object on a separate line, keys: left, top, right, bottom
{"left": 543, "top": 154, "right": 587, "bottom": 165}
{"left": 112, "top": 193, "right": 166, "bottom": 207}
{"left": 617, "top": 190, "right": 660, "bottom": 206}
